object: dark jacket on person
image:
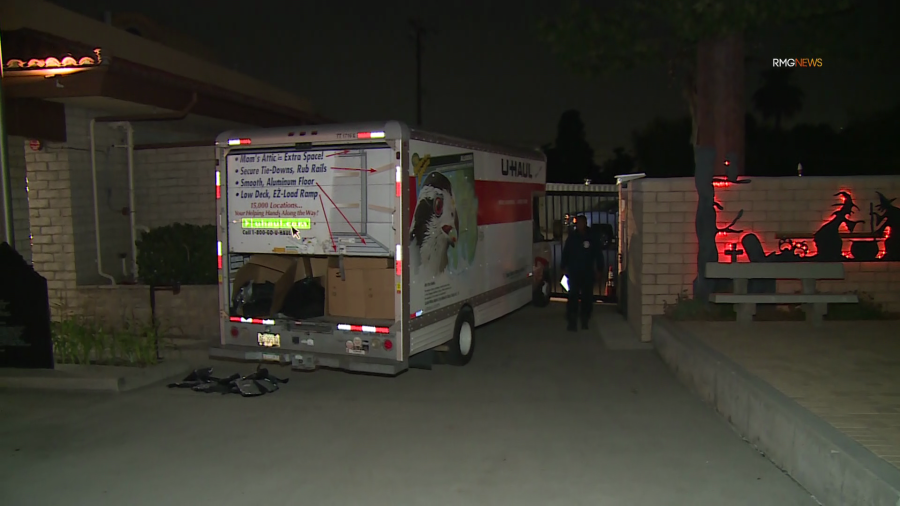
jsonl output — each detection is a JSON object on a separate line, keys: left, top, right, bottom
{"left": 561, "top": 229, "right": 604, "bottom": 277}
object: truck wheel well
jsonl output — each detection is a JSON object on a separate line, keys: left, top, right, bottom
{"left": 461, "top": 303, "right": 474, "bottom": 324}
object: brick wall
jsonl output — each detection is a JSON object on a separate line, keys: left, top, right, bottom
{"left": 59, "top": 146, "right": 220, "bottom": 337}
{"left": 75, "top": 285, "right": 219, "bottom": 339}
{"left": 22, "top": 108, "right": 134, "bottom": 317}
{"left": 133, "top": 146, "right": 216, "bottom": 229}
{"left": 24, "top": 139, "right": 78, "bottom": 312}
{"left": 624, "top": 176, "right": 900, "bottom": 341}
{"left": 619, "top": 181, "right": 646, "bottom": 336}
{"left": 64, "top": 107, "right": 134, "bottom": 285}
{"left": 20, "top": 106, "right": 221, "bottom": 324}
{"left": 3, "top": 136, "right": 32, "bottom": 260}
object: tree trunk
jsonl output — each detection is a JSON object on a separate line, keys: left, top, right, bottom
{"left": 691, "top": 34, "right": 745, "bottom": 303}
{"left": 713, "top": 34, "right": 745, "bottom": 178}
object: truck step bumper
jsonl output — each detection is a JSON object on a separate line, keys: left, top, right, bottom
{"left": 208, "top": 345, "right": 407, "bottom": 376}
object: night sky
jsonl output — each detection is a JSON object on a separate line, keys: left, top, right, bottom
{"left": 52, "top": 0, "right": 900, "bottom": 160}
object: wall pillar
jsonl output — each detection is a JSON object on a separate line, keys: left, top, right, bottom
{"left": 24, "top": 143, "right": 78, "bottom": 317}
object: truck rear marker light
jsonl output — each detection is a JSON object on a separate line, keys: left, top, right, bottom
{"left": 215, "top": 171, "right": 221, "bottom": 199}
{"left": 409, "top": 310, "right": 423, "bottom": 319}
{"left": 337, "top": 324, "right": 390, "bottom": 334}
{"left": 357, "top": 131, "right": 385, "bottom": 139}
{"left": 227, "top": 138, "right": 251, "bottom": 146}
{"left": 217, "top": 241, "right": 223, "bottom": 269}
{"left": 395, "top": 244, "right": 402, "bottom": 276}
{"left": 229, "top": 316, "right": 275, "bottom": 325}
{"left": 395, "top": 166, "right": 402, "bottom": 197}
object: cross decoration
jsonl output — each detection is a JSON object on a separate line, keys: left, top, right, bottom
{"left": 724, "top": 243, "right": 743, "bottom": 263}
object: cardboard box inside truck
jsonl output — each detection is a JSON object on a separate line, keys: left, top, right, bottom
{"left": 231, "top": 255, "right": 328, "bottom": 316}
{"left": 326, "top": 257, "right": 395, "bottom": 320}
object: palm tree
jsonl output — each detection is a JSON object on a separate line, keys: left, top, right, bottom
{"left": 752, "top": 68, "right": 804, "bottom": 129}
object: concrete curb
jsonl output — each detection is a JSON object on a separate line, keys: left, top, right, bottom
{"left": 0, "top": 360, "right": 192, "bottom": 393}
{"left": 652, "top": 316, "right": 900, "bottom": 506}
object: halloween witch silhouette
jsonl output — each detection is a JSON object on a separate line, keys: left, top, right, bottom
{"left": 875, "top": 191, "right": 899, "bottom": 260}
{"left": 812, "top": 192, "right": 864, "bottom": 261}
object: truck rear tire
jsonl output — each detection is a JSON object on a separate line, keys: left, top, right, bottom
{"left": 445, "top": 306, "right": 475, "bottom": 366}
{"left": 532, "top": 277, "right": 551, "bottom": 307}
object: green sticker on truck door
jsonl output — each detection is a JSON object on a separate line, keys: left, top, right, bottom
{"left": 241, "top": 218, "right": 311, "bottom": 230}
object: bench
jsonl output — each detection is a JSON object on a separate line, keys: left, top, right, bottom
{"left": 705, "top": 262, "right": 858, "bottom": 326}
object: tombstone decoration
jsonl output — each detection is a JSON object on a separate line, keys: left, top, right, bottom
{"left": 0, "top": 242, "right": 54, "bottom": 369}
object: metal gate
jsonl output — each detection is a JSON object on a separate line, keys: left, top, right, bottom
{"left": 534, "top": 184, "right": 619, "bottom": 302}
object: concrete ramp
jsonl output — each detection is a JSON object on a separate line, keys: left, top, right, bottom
{"left": 652, "top": 317, "right": 900, "bottom": 506}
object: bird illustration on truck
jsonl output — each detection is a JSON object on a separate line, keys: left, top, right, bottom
{"left": 410, "top": 171, "right": 459, "bottom": 276}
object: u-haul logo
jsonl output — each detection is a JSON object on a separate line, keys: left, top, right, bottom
{"left": 772, "top": 58, "right": 823, "bottom": 68}
{"left": 501, "top": 158, "right": 533, "bottom": 178}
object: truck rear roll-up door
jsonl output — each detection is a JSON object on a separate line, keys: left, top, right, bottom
{"left": 225, "top": 145, "right": 396, "bottom": 256}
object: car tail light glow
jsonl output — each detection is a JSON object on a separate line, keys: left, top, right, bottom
{"left": 337, "top": 324, "right": 390, "bottom": 334}
{"left": 229, "top": 316, "right": 275, "bottom": 325}
{"left": 215, "top": 170, "right": 221, "bottom": 199}
{"left": 228, "top": 138, "right": 251, "bottom": 146}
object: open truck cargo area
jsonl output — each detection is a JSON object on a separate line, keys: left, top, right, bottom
{"left": 210, "top": 121, "right": 549, "bottom": 375}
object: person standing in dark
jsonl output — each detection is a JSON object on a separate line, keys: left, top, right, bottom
{"left": 560, "top": 215, "right": 603, "bottom": 332}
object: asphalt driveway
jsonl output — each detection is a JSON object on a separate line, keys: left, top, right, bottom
{"left": 0, "top": 303, "right": 815, "bottom": 506}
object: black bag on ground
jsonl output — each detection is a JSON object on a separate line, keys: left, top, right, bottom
{"left": 168, "top": 367, "right": 287, "bottom": 396}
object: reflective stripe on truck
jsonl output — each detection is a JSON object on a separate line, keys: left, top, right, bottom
{"left": 228, "top": 316, "right": 390, "bottom": 334}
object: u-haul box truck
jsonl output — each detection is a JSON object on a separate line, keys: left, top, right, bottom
{"left": 210, "top": 121, "right": 550, "bottom": 375}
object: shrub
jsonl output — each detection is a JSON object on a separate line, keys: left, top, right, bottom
{"left": 663, "top": 291, "right": 734, "bottom": 321}
{"left": 51, "top": 314, "right": 163, "bottom": 367}
{"left": 825, "top": 291, "right": 898, "bottom": 320}
{"left": 135, "top": 223, "right": 216, "bottom": 285}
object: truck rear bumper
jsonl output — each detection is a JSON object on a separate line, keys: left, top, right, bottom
{"left": 208, "top": 345, "right": 407, "bottom": 376}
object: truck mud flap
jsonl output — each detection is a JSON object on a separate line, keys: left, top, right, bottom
{"left": 409, "top": 349, "right": 436, "bottom": 370}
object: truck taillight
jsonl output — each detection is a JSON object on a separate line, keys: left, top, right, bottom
{"left": 357, "top": 131, "right": 385, "bottom": 139}
{"left": 383, "top": 339, "right": 393, "bottom": 350}
{"left": 217, "top": 241, "right": 223, "bottom": 269}
{"left": 215, "top": 170, "right": 221, "bottom": 199}
{"left": 228, "top": 138, "right": 251, "bottom": 146}
{"left": 395, "top": 165, "right": 402, "bottom": 197}
{"left": 395, "top": 244, "right": 402, "bottom": 276}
